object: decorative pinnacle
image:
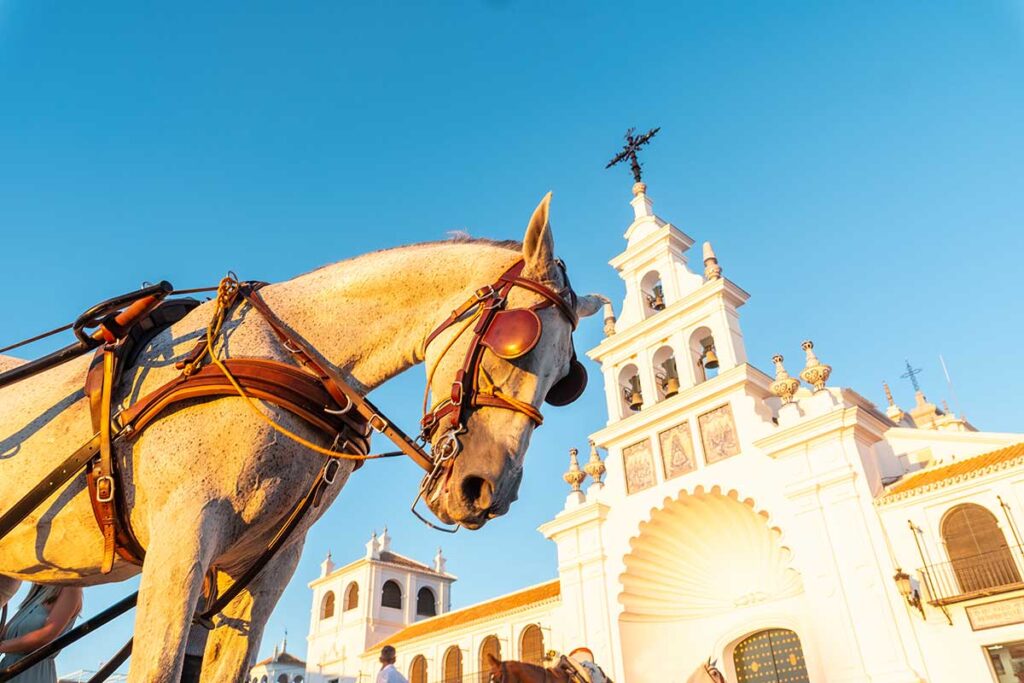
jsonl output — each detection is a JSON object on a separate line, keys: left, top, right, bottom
{"left": 770, "top": 354, "right": 801, "bottom": 405}
{"left": 883, "top": 381, "right": 895, "bottom": 407}
{"left": 703, "top": 242, "right": 722, "bottom": 281}
{"left": 583, "top": 440, "right": 606, "bottom": 485}
{"left": 601, "top": 299, "right": 617, "bottom": 336}
{"left": 799, "top": 340, "right": 832, "bottom": 391}
{"left": 563, "top": 447, "right": 586, "bottom": 492}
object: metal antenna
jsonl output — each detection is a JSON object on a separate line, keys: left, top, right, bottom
{"left": 939, "top": 354, "right": 965, "bottom": 418}
{"left": 901, "top": 359, "right": 923, "bottom": 392}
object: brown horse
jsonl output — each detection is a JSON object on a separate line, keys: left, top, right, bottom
{"left": 486, "top": 653, "right": 573, "bottom": 683}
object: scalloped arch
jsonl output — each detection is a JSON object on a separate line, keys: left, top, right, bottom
{"left": 619, "top": 486, "right": 803, "bottom": 622}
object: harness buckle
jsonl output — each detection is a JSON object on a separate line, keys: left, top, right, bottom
{"left": 95, "top": 475, "right": 115, "bottom": 503}
{"left": 475, "top": 285, "right": 497, "bottom": 301}
{"left": 450, "top": 383, "right": 464, "bottom": 406}
{"left": 323, "top": 460, "right": 341, "bottom": 485}
{"left": 368, "top": 414, "right": 388, "bottom": 433}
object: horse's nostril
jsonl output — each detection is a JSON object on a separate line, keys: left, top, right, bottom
{"left": 461, "top": 476, "right": 494, "bottom": 510}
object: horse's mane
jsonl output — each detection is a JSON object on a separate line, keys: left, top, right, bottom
{"left": 298, "top": 236, "right": 522, "bottom": 278}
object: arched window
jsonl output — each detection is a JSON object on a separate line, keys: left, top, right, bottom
{"left": 689, "top": 327, "right": 719, "bottom": 383}
{"left": 443, "top": 646, "right": 463, "bottom": 683}
{"left": 409, "top": 655, "right": 427, "bottom": 683}
{"left": 479, "top": 636, "right": 501, "bottom": 683}
{"left": 320, "top": 591, "right": 336, "bottom": 619}
{"left": 294, "top": 678, "right": 304, "bottom": 683}
{"left": 416, "top": 587, "right": 437, "bottom": 617}
{"left": 618, "top": 364, "right": 643, "bottom": 417}
{"left": 942, "top": 503, "right": 1021, "bottom": 593}
{"left": 277, "top": 675, "right": 288, "bottom": 683}
{"left": 344, "top": 582, "right": 359, "bottom": 611}
{"left": 652, "top": 346, "right": 680, "bottom": 400}
{"left": 519, "top": 624, "right": 544, "bottom": 665}
{"left": 381, "top": 580, "right": 403, "bottom": 609}
{"left": 640, "top": 270, "right": 665, "bottom": 317}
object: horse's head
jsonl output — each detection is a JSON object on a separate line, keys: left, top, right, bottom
{"left": 421, "top": 194, "right": 601, "bottom": 529}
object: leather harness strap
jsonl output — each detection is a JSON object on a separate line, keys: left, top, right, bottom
{"left": 235, "top": 283, "right": 434, "bottom": 472}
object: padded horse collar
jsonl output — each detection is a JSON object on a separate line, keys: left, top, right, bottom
{"left": 419, "top": 259, "right": 587, "bottom": 463}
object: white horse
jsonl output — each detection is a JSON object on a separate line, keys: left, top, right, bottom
{"left": 0, "top": 195, "right": 600, "bottom": 682}
{"left": 686, "top": 659, "right": 728, "bottom": 683}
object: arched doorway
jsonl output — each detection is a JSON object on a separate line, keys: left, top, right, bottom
{"left": 409, "top": 655, "right": 427, "bottom": 683}
{"left": 479, "top": 636, "right": 501, "bottom": 683}
{"left": 443, "top": 646, "right": 463, "bottom": 683}
{"left": 733, "top": 629, "right": 809, "bottom": 683}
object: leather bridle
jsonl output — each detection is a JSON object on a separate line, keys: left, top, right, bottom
{"left": 412, "top": 259, "right": 587, "bottom": 529}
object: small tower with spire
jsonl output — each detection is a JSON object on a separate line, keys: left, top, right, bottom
{"left": 591, "top": 127, "right": 750, "bottom": 424}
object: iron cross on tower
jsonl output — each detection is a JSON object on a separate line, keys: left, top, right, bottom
{"left": 901, "top": 359, "right": 923, "bottom": 392}
{"left": 605, "top": 127, "right": 661, "bottom": 183}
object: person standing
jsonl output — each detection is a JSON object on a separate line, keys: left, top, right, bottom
{"left": 377, "top": 645, "right": 409, "bottom": 683}
{"left": 0, "top": 584, "right": 82, "bottom": 683}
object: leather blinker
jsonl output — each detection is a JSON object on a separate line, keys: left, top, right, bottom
{"left": 545, "top": 354, "right": 587, "bottom": 407}
{"left": 479, "top": 309, "right": 542, "bottom": 360}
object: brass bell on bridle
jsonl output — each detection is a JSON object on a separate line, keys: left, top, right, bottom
{"left": 702, "top": 343, "right": 720, "bottom": 370}
{"left": 624, "top": 375, "right": 644, "bottom": 411}
{"left": 660, "top": 357, "right": 680, "bottom": 398}
{"left": 649, "top": 284, "right": 666, "bottom": 311}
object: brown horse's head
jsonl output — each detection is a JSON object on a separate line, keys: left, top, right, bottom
{"left": 422, "top": 195, "right": 602, "bottom": 529}
{"left": 486, "top": 653, "right": 568, "bottom": 683}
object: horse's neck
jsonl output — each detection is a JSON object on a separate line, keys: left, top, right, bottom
{"left": 261, "top": 242, "right": 520, "bottom": 391}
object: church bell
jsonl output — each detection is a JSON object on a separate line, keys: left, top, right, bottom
{"left": 624, "top": 375, "right": 644, "bottom": 411}
{"left": 660, "top": 357, "right": 680, "bottom": 398}
{"left": 648, "top": 284, "right": 666, "bottom": 311}
{"left": 702, "top": 343, "right": 720, "bottom": 370}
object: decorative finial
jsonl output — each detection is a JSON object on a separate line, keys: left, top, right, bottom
{"left": 942, "top": 399, "right": 950, "bottom": 414}
{"left": 770, "top": 355, "right": 800, "bottom": 404}
{"left": 799, "top": 340, "right": 832, "bottom": 391}
{"left": 703, "top": 242, "right": 722, "bottom": 281}
{"left": 599, "top": 297, "right": 616, "bottom": 336}
{"left": 583, "top": 440, "right": 606, "bottom": 485}
{"left": 563, "top": 447, "right": 586, "bottom": 492}
{"left": 883, "top": 382, "right": 895, "bottom": 407}
{"left": 605, "top": 126, "right": 661, "bottom": 185}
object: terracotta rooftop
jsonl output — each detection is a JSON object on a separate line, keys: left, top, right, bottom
{"left": 253, "top": 650, "right": 306, "bottom": 668}
{"left": 372, "top": 579, "right": 560, "bottom": 650}
{"left": 378, "top": 550, "right": 434, "bottom": 573}
{"left": 880, "top": 442, "right": 1024, "bottom": 502}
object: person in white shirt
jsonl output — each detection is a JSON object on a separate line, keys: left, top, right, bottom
{"left": 376, "top": 645, "right": 409, "bottom": 683}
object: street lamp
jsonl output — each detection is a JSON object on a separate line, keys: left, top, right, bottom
{"left": 893, "top": 568, "right": 925, "bottom": 618}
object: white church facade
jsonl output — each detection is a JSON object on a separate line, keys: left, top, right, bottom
{"left": 285, "top": 180, "right": 1024, "bottom": 683}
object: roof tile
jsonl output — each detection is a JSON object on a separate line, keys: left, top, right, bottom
{"left": 372, "top": 580, "right": 560, "bottom": 650}
{"left": 881, "top": 442, "right": 1024, "bottom": 500}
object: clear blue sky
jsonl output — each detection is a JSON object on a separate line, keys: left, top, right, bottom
{"left": 1, "top": 1, "right": 1022, "bottom": 675}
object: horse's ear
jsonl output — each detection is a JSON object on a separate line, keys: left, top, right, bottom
{"left": 575, "top": 294, "right": 603, "bottom": 319}
{"left": 522, "top": 192, "right": 558, "bottom": 281}
{"left": 487, "top": 652, "right": 502, "bottom": 672}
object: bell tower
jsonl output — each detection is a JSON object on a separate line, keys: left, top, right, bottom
{"left": 590, "top": 181, "right": 749, "bottom": 424}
